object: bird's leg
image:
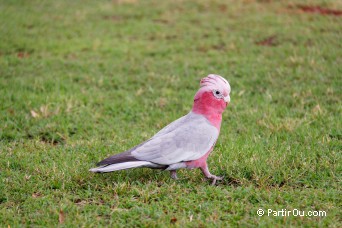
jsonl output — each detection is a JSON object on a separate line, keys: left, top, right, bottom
{"left": 170, "top": 170, "right": 178, "bottom": 180}
{"left": 200, "top": 163, "right": 223, "bottom": 185}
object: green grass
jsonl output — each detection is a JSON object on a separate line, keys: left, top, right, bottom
{"left": 0, "top": 0, "right": 341, "bottom": 226}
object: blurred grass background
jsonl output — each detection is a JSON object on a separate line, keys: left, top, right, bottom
{"left": 0, "top": 0, "right": 341, "bottom": 226}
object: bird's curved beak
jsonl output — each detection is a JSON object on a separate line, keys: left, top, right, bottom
{"left": 224, "top": 95, "right": 230, "bottom": 104}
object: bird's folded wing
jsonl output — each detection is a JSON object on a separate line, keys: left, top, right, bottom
{"left": 131, "top": 112, "right": 219, "bottom": 165}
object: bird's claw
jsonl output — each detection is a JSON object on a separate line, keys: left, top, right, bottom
{"left": 209, "top": 175, "right": 223, "bottom": 185}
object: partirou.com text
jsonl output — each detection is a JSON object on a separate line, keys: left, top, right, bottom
{"left": 257, "top": 208, "right": 327, "bottom": 217}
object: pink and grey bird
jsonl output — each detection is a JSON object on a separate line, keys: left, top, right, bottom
{"left": 90, "top": 74, "right": 231, "bottom": 184}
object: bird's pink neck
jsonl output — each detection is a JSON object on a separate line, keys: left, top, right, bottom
{"left": 192, "top": 91, "right": 225, "bottom": 130}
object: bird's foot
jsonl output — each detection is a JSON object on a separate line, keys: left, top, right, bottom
{"left": 170, "top": 170, "right": 178, "bottom": 180}
{"left": 208, "top": 175, "right": 223, "bottom": 185}
{"left": 199, "top": 165, "right": 223, "bottom": 185}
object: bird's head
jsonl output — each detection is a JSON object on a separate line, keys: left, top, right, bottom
{"left": 193, "top": 74, "right": 231, "bottom": 114}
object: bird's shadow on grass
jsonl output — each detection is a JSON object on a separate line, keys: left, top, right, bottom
{"left": 88, "top": 168, "right": 174, "bottom": 186}
{"left": 86, "top": 168, "right": 203, "bottom": 188}
{"left": 88, "top": 169, "right": 241, "bottom": 187}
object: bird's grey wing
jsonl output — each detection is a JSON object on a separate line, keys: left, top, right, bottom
{"left": 131, "top": 112, "right": 219, "bottom": 165}
{"left": 96, "top": 113, "right": 194, "bottom": 166}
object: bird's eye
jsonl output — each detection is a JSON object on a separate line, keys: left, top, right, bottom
{"left": 213, "top": 90, "right": 223, "bottom": 98}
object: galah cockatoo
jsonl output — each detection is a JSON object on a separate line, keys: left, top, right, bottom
{"left": 90, "top": 74, "right": 231, "bottom": 184}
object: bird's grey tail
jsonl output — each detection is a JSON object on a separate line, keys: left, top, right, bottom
{"left": 89, "top": 161, "right": 155, "bottom": 173}
{"left": 96, "top": 150, "right": 139, "bottom": 166}
{"left": 89, "top": 149, "right": 164, "bottom": 173}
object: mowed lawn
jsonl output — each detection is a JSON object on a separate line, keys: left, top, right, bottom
{"left": 0, "top": 0, "right": 341, "bottom": 226}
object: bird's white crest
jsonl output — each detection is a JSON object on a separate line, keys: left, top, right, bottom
{"left": 200, "top": 74, "right": 231, "bottom": 93}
